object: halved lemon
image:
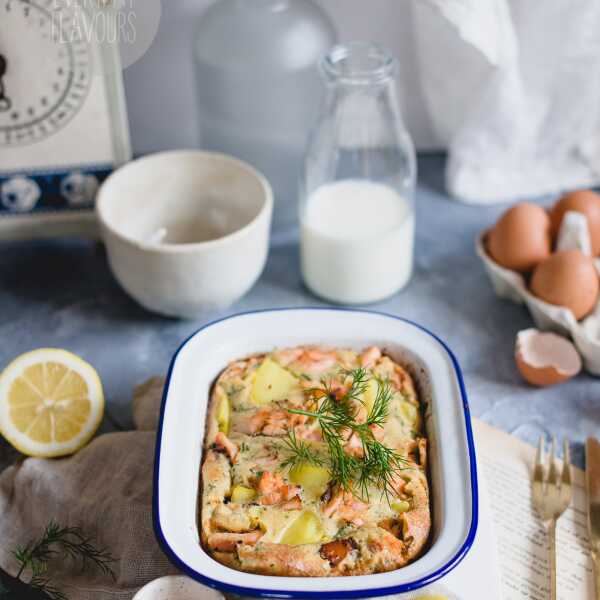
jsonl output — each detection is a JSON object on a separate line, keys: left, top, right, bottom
{"left": 0, "top": 349, "right": 104, "bottom": 457}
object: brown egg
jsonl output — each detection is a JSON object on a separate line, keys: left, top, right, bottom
{"left": 550, "top": 190, "right": 600, "bottom": 255}
{"left": 515, "top": 329, "right": 582, "bottom": 387}
{"left": 530, "top": 249, "right": 599, "bottom": 320}
{"left": 487, "top": 203, "right": 552, "bottom": 272}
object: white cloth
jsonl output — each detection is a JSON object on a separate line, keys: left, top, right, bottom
{"left": 413, "top": 0, "right": 600, "bottom": 203}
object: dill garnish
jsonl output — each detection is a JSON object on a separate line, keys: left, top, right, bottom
{"left": 8, "top": 521, "right": 116, "bottom": 600}
{"left": 282, "top": 368, "right": 408, "bottom": 502}
{"left": 280, "top": 429, "right": 324, "bottom": 471}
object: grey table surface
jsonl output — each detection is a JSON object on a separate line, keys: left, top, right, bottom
{"left": 0, "top": 154, "right": 596, "bottom": 470}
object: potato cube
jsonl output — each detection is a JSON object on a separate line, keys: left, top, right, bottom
{"left": 280, "top": 510, "right": 324, "bottom": 545}
{"left": 391, "top": 499, "right": 411, "bottom": 513}
{"left": 289, "top": 463, "right": 330, "bottom": 499}
{"left": 399, "top": 401, "right": 419, "bottom": 428}
{"left": 216, "top": 392, "right": 231, "bottom": 434}
{"left": 250, "top": 358, "right": 300, "bottom": 405}
{"left": 231, "top": 485, "right": 257, "bottom": 504}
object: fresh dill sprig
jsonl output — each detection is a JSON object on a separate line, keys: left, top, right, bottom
{"left": 356, "top": 436, "right": 407, "bottom": 502}
{"left": 279, "top": 429, "right": 324, "bottom": 471}
{"left": 285, "top": 369, "right": 408, "bottom": 502}
{"left": 341, "top": 367, "right": 370, "bottom": 403}
{"left": 365, "top": 375, "right": 393, "bottom": 428}
{"left": 28, "top": 576, "right": 67, "bottom": 600}
{"left": 10, "top": 521, "right": 116, "bottom": 600}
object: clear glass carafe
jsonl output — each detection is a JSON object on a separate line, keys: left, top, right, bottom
{"left": 300, "top": 42, "right": 417, "bottom": 304}
{"left": 193, "top": 0, "right": 336, "bottom": 236}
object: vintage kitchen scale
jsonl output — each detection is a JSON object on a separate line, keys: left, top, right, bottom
{"left": 0, "top": 0, "right": 131, "bottom": 240}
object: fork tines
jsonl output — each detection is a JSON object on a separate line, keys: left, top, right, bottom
{"left": 533, "top": 436, "right": 572, "bottom": 521}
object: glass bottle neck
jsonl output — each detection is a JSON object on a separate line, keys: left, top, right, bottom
{"left": 325, "top": 77, "right": 396, "bottom": 97}
{"left": 231, "top": 0, "right": 291, "bottom": 10}
{"left": 321, "top": 42, "right": 397, "bottom": 88}
{"left": 323, "top": 75, "right": 399, "bottom": 121}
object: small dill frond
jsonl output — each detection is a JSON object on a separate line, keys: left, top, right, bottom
{"left": 11, "top": 521, "right": 117, "bottom": 599}
{"left": 366, "top": 377, "right": 393, "bottom": 427}
{"left": 342, "top": 367, "right": 370, "bottom": 404}
{"left": 279, "top": 429, "right": 324, "bottom": 471}
{"left": 30, "top": 576, "right": 68, "bottom": 600}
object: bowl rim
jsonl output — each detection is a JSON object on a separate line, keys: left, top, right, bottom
{"left": 96, "top": 150, "right": 273, "bottom": 255}
{"left": 153, "top": 307, "right": 479, "bottom": 598}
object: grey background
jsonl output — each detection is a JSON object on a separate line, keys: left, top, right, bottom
{"left": 122, "top": 0, "right": 440, "bottom": 155}
{"left": 0, "top": 155, "right": 594, "bottom": 469}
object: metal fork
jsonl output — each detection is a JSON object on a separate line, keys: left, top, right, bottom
{"left": 532, "top": 437, "right": 573, "bottom": 600}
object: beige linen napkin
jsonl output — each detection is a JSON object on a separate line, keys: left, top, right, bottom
{"left": 0, "top": 377, "right": 179, "bottom": 600}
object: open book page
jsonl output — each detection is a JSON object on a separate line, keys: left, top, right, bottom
{"left": 440, "top": 450, "right": 502, "bottom": 600}
{"left": 473, "top": 419, "right": 593, "bottom": 599}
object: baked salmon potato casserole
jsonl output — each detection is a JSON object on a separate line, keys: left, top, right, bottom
{"left": 200, "top": 346, "right": 430, "bottom": 577}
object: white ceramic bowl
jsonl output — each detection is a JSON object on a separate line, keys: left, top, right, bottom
{"left": 133, "top": 575, "right": 220, "bottom": 600}
{"left": 96, "top": 151, "right": 273, "bottom": 318}
{"left": 154, "top": 308, "right": 478, "bottom": 598}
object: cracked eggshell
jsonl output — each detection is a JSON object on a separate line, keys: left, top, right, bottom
{"left": 515, "top": 329, "right": 582, "bottom": 387}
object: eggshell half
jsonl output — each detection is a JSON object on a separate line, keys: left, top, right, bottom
{"left": 515, "top": 329, "right": 582, "bottom": 387}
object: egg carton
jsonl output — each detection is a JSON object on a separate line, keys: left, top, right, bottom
{"left": 476, "top": 211, "right": 600, "bottom": 376}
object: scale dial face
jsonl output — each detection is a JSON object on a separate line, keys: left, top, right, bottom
{"left": 0, "top": 0, "right": 92, "bottom": 147}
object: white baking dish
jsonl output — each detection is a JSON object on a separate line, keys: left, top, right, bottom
{"left": 153, "top": 308, "right": 478, "bottom": 598}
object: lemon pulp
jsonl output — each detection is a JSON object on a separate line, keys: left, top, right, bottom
{"left": 0, "top": 349, "right": 103, "bottom": 457}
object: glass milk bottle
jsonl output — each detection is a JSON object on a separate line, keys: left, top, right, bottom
{"left": 300, "top": 42, "right": 416, "bottom": 304}
{"left": 193, "top": 0, "right": 336, "bottom": 236}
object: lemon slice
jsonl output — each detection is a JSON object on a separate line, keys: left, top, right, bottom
{"left": 0, "top": 349, "right": 104, "bottom": 457}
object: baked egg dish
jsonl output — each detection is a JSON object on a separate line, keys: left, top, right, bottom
{"left": 200, "top": 345, "right": 430, "bottom": 576}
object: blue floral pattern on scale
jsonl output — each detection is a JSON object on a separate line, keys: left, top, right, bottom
{"left": 0, "top": 166, "right": 112, "bottom": 215}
